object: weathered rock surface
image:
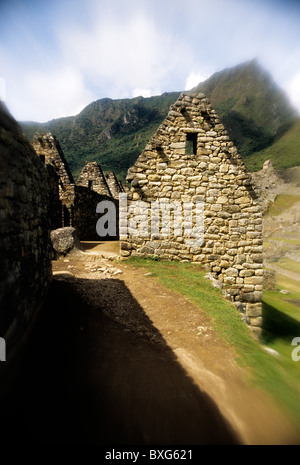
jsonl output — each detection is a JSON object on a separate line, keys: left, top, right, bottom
{"left": 0, "top": 102, "right": 52, "bottom": 363}
{"left": 50, "top": 227, "right": 82, "bottom": 258}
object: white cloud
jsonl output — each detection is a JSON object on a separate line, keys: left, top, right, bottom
{"left": 185, "top": 72, "right": 208, "bottom": 91}
{"left": 58, "top": 10, "right": 193, "bottom": 99}
{"left": 0, "top": 77, "right": 6, "bottom": 102}
{"left": 282, "top": 70, "right": 300, "bottom": 114}
{"left": 132, "top": 88, "right": 156, "bottom": 98}
{"left": 1, "top": 0, "right": 300, "bottom": 121}
{"left": 8, "top": 66, "right": 92, "bottom": 122}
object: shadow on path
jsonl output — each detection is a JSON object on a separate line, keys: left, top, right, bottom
{"left": 1, "top": 276, "right": 241, "bottom": 445}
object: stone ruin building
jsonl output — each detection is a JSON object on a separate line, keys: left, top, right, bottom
{"left": 123, "top": 92, "right": 263, "bottom": 335}
{"left": 0, "top": 89, "right": 264, "bottom": 376}
{"left": 32, "top": 133, "right": 74, "bottom": 228}
{"left": 77, "top": 162, "right": 125, "bottom": 200}
{"left": 32, "top": 133, "right": 119, "bottom": 241}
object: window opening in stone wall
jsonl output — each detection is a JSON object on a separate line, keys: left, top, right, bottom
{"left": 185, "top": 133, "right": 197, "bottom": 155}
{"left": 180, "top": 106, "right": 192, "bottom": 122}
{"left": 88, "top": 180, "right": 93, "bottom": 189}
{"left": 201, "top": 110, "right": 213, "bottom": 128}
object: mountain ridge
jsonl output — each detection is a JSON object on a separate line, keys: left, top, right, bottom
{"left": 20, "top": 60, "right": 298, "bottom": 181}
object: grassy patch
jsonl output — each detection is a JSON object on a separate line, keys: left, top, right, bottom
{"left": 277, "top": 274, "right": 300, "bottom": 295}
{"left": 268, "top": 237, "right": 300, "bottom": 246}
{"left": 261, "top": 292, "right": 300, "bottom": 417}
{"left": 127, "top": 257, "right": 300, "bottom": 422}
{"left": 266, "top": 194, "right": 300, "bottom": 217}
{"left": 245, "top": 118, "right": 300, "bottom": 172}
{"left": 263, "top": 292, "right": 300, "bottom": 324}
{"left": 277, "top": 258, "right": 300, "bottom": 275}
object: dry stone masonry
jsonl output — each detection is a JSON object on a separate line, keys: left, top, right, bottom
{"left": 32, "top": 133, "right": 119, "bottom": 240}
{"left": 0, "top": 103, "right": 52, "bottom": 364}
{"left": 123, "top": 92, "right": 263, "bottom": 335}
{"left": 32, "top": 133, "right": 74, "bottom": 191}
{"left": 32, "top": 133, "right": 75, "bottom": 226}
{"left": 105, "top": 171, "right": 125, "bottom": 199}
{"left": 77, "top": 161, "right": 112, "bottom": 197}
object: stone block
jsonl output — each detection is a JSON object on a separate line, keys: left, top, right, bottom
{"left": 240, "top": 291, "right": 262, "bottom": 303}
{"left": 50, "top": 227, "right": 81, "bottom": 258}
{"left": 239, "top": 270, "right": 254, "bottom": 277}
{"left": 250, "top": 316, "right": 262, "bottom": 327}
{"left": 246, "top": 303, "right": 262, "bottom": 317}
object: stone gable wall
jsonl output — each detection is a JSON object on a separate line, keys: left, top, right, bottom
{"left": 106, "top": 171, "right": 125, "bottom": 199}
{"left": 77, "top": 161, "right": 112, "bottom": 196}
{"left": 32, "top": 133, "right": 74, "bottom": 205}
{"left": 122, "top": 92, "right": 263, "bottom": 335}
{"left": 46, "top": 164, "right": 63, "bottom": 230}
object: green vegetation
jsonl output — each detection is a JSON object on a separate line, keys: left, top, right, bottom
{"left": 277, "top": 273, "right": 300, "bottom": 295}
{"left": 21, "top": 93, "right": 180, "bottom": 183}
{"left": 262, "top": 277, "right": 300, "bottom": 419}
{"left": 266, "top": 194, "right": 300, "bottom": 216}
{"left": 217, "top": 110, "right": 273, "bottom": 157}
{"left": 127, "top": 258, "right": 300, "bottom": 423}
{"left": 276, "top": 258, "right": 300, "bottom": 275}
{"left": 245, "top": 118, "right": 300, "bottom": 172}
{"left": 267, "top": 237, "right": 300, "bottom": 246}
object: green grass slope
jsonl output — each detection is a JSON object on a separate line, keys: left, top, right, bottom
{"left": 244, "top": 118, "right": 300, "bottom": 171}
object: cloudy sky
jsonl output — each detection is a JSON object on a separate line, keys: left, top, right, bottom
{"left": 0, "top": 0, "right": 300, "bottom": 122}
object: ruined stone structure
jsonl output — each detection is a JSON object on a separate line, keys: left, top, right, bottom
{"left": 31, "top": 133, "right": 74, "bottom": 194}
{"left": 32, "top": 133, "right": 119, "bottom": 241}
{"left": 32, "top": 133, "right": 74, "bottom": 226}
{"left": 0, "top": 103, "right": 52, "bottom": 369}
{"left": 105, "top": 171, "right": 125, "bottom": 199}
{"left": 77, "top": 161, "right": 112, "bottom": 196}
{"left": 123, "top": 92, "right": 263, "bottom": 335}
{"left": 251, "top": 159, "right": 284, "bottom": 214}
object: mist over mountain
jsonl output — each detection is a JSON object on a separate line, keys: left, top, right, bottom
{"left": 195, "top": 59, "right": 298, "bottom": 158}
{"left": 21, "top": 60, "right": 298, "bottom": 182}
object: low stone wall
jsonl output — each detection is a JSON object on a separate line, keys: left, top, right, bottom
{"left": 0, "top": 103, "right": 52, "bottom": 364}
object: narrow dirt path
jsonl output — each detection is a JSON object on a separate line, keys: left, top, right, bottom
{"left": 2, "top": 241, "right": 298, "bottom": 445}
